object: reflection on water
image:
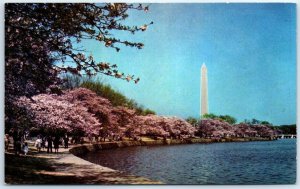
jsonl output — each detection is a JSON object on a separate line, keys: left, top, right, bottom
{"left": 80, "top": 139, "right": 296, "bottom": 184}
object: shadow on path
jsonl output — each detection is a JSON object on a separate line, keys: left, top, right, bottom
{"left": 5, "top": 145, "right": 162, "bottom": 185}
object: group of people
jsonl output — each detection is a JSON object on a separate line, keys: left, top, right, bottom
{"left": 35, "top": 134, "right": 69, "bottom": 153}
{"left": 5, "top": 128, "right": 70, "bottom": 156}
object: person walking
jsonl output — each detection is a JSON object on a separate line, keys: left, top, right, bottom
{"left": 63, "top": 134, "right": 69, "bottom": 149}
{"left": 35, "top": 136, "right": 42, "bottom": 152}
{"left": 53, "top": 136, "right": 60, "bottom": 153}
{"left": 41, "top": 136, "right": 46, "bottom": 150}
{"left": 23, "top": 142, "right": 29, "bottom": 156}
{"left": 13, "top": 129, "right": 22, "bottom": 155}
{"left": 47, "top": 136, "right": 53, "bottom": 153}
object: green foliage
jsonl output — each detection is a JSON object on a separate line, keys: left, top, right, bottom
{"left": 81, "top": 80, "right": 127, "bottom": 106}
{"left": 186, "top": 117, "right": 198, "bottom": 126}
{"left": 218, "top": 115, "right": 237, "bottom": 124}
{"left": 271, "top": 124, "right": 296, "bottom": 134}
{"left": 202, "top": 113, "right": 236, "bottom": 124}
{"left": 242, "top": 119, "right": 273, "bottom": 126}
{"left": 204, "top": 115, "right": 275, "bottom": 126}
{"left": 261, "top": 121, "right": 271, "bottom": 125}
{"left": 251, "top": 118, "right": 260, "bottom": 125}
{"left": 202, "top": 113, "right": 218, "bottom": 119}
{"left": 140, "top": 109, "right": 156, "bottom": 116}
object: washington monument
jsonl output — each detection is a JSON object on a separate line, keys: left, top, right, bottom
{"left": 201, "top": 63, "right": 208, "bottom": 116}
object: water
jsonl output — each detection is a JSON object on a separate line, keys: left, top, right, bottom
{"left": 79, "top": 139, "right": 296, "bottom": 184}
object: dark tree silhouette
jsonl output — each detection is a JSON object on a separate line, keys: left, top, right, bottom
{"left": 5, "top": 3, "right": 153, "bottom": 98}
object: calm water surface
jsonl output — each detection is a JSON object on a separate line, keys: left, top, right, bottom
{"left": 80, "top": 139, "right": 296, "bottom": 184}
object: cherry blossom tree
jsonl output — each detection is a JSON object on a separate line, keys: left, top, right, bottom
{"left": 60, "top": 87, "right": 118, "bottom": 141}
{"left": 135, "top": 115, "right": 170, "bottom": 138}
{"left": 234, "top": 123, "right": 258, "bottom": 137}
{"left": 197, "top": 119, "right": 234, "bottom": 138}
{"left": 112, "top": 106, "right": 137, "bottom": 140}
{"left": 196, "top": 119, "right": 275, "bottom": 138}
{"left": 5, "top": 3, "right": 152, "bottom": 133}
{"left": 135, "top": 115, "right": 196, "bottom": 139}
{"left": 6, "top": 3, "right": 152, "bottom": 98}
{"left": 251, "top": 124, "right": 276, "bottom": 137}
{"left": 16, "top": 93, "right": 101, "bottom": 136}
{"left": 60, "top": 88, "right": 140, "bottom": 141}
{"left": 12, "top": 87, "right": 277, "bottom": 140}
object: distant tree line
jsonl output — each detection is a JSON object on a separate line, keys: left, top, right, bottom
{"left": 202, "top": 113, "right": 237, "bottom": 124}
{"left": 186, "top": 114, "right": 296, "bottom": 135}
{"left": 270, "top": 125, "right": 296, "bottom": 135}
{"left": 186, "top": 113, "right": 237, "bottom": 125}
{"left": 242, "top": 119, "right": 271, "bottom": 125}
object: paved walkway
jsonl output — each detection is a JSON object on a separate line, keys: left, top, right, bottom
{"left": 5, "top": 142, "right": 162, "bottom": 184}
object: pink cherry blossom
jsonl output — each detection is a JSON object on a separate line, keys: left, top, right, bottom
{"left": 16, "top": 93, "right": 100, "bottom": 135}
{"left": 14, "top": 87, "right": 276, "bottom": 140}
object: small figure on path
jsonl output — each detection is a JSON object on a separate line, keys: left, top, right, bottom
{"left": 23, "top": 142, "right": 29, "bottom": 156}
{"left": 13, "top": 129, "right": 22, "bottom": 155}
{"left": 35, "top": 136, "right": 42, "bottom": 152}
{"left": 47, "top": 136, "right": 53, "bottom": 153}
{"left": 41, "top": 136, "right": 46, "bottom": 150}
{"left": 53, "top": 136, "right": 60, "bottom": 153}
{"left": 63, "top": 134, "right": 69, "bottom": 149}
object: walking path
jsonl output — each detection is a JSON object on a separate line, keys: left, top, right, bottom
{"left": 5, "top": 142, "right": 162, "bottom": 184}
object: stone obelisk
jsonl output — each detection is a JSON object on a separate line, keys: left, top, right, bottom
{"left": 201, "top": 63, "right": 208, "bottom": 116}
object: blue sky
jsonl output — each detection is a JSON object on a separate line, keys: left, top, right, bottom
{"left": 81, "top": 3, "right": 296, "bottom": 125}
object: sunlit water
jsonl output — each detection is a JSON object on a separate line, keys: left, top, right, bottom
{"left": 79, "top": 139, "right": 296, "bottom": 184}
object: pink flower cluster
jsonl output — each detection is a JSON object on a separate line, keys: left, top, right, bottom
{"left": 135, "top": 115, "right": 196, "bottom": 139}
{"left": 15, "top": 88, "right": 196, "bottom": 139}
{"left": 197, "top": 119, "right": 276, "bottom": 138}
{"left": 15, "top": 88, "right": 276, "bottom": 139}
{"left": 16, "top": 93, "right": 101, "bottom": 135}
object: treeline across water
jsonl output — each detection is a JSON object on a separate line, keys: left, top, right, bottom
{"left": 271, "top": 125, "right": 296, "bottom": 135}
{"left": 186, "top": 114, "right": 296, "bottom": 136}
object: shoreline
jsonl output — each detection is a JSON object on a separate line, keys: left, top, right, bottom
{"left": 5, "top": 137, "right": 275, "bottom": 184}
{"left": 70, "top": 137, "right": 275, "bottom": 156}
